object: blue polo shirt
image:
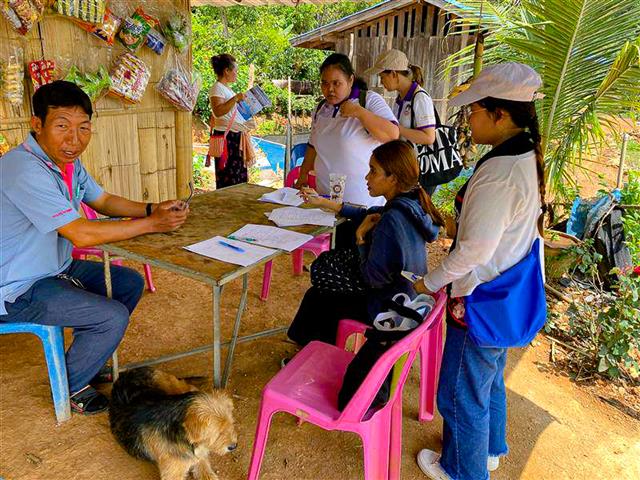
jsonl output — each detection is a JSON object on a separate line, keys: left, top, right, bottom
{"left": 0, "top": 133, "right": 104, "bottom": 314}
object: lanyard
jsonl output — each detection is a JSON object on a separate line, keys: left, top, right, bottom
{"left": 22, "top": 141, "right": 78, "bottom": 200}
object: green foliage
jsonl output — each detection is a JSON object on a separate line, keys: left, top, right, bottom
{"left": 432, "top": 175, "right": 468, "bottom": 218}
{"left": 255, "top": 116, "right": 287, "bottom": 136}
{"left": 191, "top": 2, "right": 374, "bottom": 122}
{"left": 621, "top": 170, "right": 640, "bottom": 265}
{"left": 192, "top": 153, "right": 215, "bottom": 190}
{"left": 445, "top": 0, "right": 640, "bottom": 194}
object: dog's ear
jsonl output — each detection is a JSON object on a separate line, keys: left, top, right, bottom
{"left": 183, "top": 401, "right": 209, "bottom": 445}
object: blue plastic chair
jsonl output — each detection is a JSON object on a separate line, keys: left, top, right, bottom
{"left": 0, "top": 323, "right": 71, "bottom": 423}
{"left": 291, "top": 142, "right": 307, "bottom": 168}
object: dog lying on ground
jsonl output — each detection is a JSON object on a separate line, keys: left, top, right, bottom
{"left": 109, "top": 367, "right": 237, "bottom": 480}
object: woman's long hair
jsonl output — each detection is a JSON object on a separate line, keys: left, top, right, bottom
{"left": 372, "top": 140, "right": 445, "bottom": 227}
{"left": 210, "top": 53, "right": 236, "bottom": 78}
{"left": 478, "top": 97, "right": 546, "bottom": 236}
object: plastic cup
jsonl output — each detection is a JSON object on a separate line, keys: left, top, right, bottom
{"left": 329, "top": 173, "right": 347, "bottom": 202}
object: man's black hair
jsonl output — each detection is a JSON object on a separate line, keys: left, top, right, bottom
{"left": 32, "top": 80, "right": 93, "bottom": 123}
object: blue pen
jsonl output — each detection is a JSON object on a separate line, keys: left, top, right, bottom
{"left": 218, "top": 240, "right": 245, "bottom": 253}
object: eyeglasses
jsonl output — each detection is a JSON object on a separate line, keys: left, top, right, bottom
{"left": 462, "top": 105, "right": 487, "bottom": 118}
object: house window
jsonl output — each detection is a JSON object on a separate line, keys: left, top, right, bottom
{"left": 393, "top": 15, "right": 399, "bottom": 38}
{"left": 367, "top": 25, "right": 371, "bottom": 37}
{"left": 403, "top": 11, "right": 409, "bottom": 37}
{"left": 358, "top": 28, "right": 362, "bottom": 38}
{"left": 443, "top": 13, "right": 451, "bottom": 36}
{"left": 411, "top": 8, "right": 416, "bottom": 37}
{"left": 385, "top": 18, "right": 389, "bottom": 35}
{"left": 376, "top": 22, "right": 380, "bottom": 36}
{"left": 421, "top": 7, "right": 428, "bottom": 33}
{"left": 431, "top": 9, "right": 439, "bottom": 36}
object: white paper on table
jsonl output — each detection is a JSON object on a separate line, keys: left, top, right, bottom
{"left": 258, "top": 187, "right": 304, "bottom": 207}
{"left": 230, "top": 224, "right": 313, "bottom": 252}
{"left": 183, "top": 236, "right": 276, "bottom": 267}
{"left": 267, "top": 207, "right": 336, "bottom": 228}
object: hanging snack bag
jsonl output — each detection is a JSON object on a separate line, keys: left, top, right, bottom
{"left": 1, "top": 0, "right": 45, "bottom": 35}
{"left": 65, "top": 65, "right": 111, "bottom": 102}
{"left": 156, "top": 58, "right": 201, "bottom": 112}
{"left": 3, "top": 48, "right": 25, "bottom": 107}
{"left": 74, "top": 7, "right": 122, "bottom": 45}
{"left": 162, "top": 12, "right": 190, "bottom": 53}
{"left": 28, "top": 60, "right": 56, "bottom": 91}
{"left": 146, "top": 28, "right": 167, "bottom": 55}
{"left": 108, "top": 52, "right": 150, "bottom": 104}
{"left": 55, "top": 0, "right": 106, "bottom": 25}
{"left": 118, "top": 7, "right": 156, "bottom": 52}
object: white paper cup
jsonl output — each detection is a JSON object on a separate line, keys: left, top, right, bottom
{"left": 329, "top": 173, "right": 347, "bottom": 202}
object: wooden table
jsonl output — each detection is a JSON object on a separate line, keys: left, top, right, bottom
{"left": 100, "top": 183, "right": 334, "bottom": 387}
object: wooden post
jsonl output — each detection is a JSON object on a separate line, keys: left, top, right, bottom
{"left": 617, "top": 133, "right": 629, "bottom": 189}
{"left": 284, "top": 76, "right": 292, "bottom": 180}
{"left": 175, "top": 0, "right": 193, "bottom": 199}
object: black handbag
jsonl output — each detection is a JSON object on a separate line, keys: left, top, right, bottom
{"left": 310, "top": 247, "right": 367, "bottom": 295}
{"left": 410, "top": 90, "right": 464, "bottom": 187}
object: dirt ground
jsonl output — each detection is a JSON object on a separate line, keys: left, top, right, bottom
{"left": 1, "top": 239, "right": 639, "bottom": 480}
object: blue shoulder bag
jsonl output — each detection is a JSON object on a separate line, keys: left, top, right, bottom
{"left": 463, "top": 238, "right": 547, "bottom": 348}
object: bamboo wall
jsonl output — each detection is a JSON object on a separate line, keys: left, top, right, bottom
{"left": 332, "top": 1, "right": 472, "bottom": 118}
{"left": 0, "top": 0, "right": 193, "bottom": 201}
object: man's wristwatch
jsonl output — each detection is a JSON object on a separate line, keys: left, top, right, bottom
{"left": 146, "top": 203, "right": 153, "bottom": 217}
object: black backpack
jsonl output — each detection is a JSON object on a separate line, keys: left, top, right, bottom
{"left": 410, "top": 90, "right": 463, "bottom": 188}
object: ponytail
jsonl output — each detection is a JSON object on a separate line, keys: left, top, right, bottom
{"left": 408, "top": 65, "right": 424, "bottom": 87}
{"left": 417, "top": 185, "right": 445, "bottom": 227}
{"left": 529, "top": 119, "right": 547, "bottom": 237}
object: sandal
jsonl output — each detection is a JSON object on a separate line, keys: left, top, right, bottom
{"left": 70, "top": 386, "right": 109, "bottom": 415}
{"left": 90, "top": 365, "right": 114, "bottom": 386}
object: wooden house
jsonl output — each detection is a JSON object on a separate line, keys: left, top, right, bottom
{"left": 291, "top": 0, "right": 475, "bottom": 116}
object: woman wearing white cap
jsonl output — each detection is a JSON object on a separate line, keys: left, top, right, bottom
{"left": 413, "top": 63, "right": 547, "bottom": 480}
{"left": 296, "top": 53, "right": 399, "bottom": 208}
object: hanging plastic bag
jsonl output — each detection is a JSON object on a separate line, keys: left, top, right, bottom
{"left": 156, "top": 55, "right": 201, "bottom": 112}
{"left": 55, "top": 0, "right": 106, "bottom": 25}
{"left": 162, "top": 12, "right": 190, "bottom": 53}
{"left": 28, "top": 60, "right": 56, "bottom": 91}
{"left": 73, "top": 7, "right": 122, "bottom": 45}
{"left": 3, "top": 48, "right": 25, "bottom": 108}
{"left": 108, "top": 52, "right": 150, "bottom": 104}
{"left": 118, "top": 7, "right": 158, "bottom": 52}
{"left": 65, "top": 65, "right": 111, "bottom": 102}
{"left": 1, "top": 0, "right": 44, "bottom": 35}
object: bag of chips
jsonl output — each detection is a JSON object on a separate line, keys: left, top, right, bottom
{"left": 1, "top": 0, "right": 45, "bottom": 35}
{"left": 74, "top": 7, "right": 122, "bottom": 45}
{"left": 28, "top": 60, "right": 56, "bottom": 91}
{"left": 65, "top": 65, "right": 111, "bottom": 102}
{"left": 55, "top": 0, "right": 106, "bottom": 25}
{"left": 108, "top": 52, "right": 150, "bottom": 104}
{"left": 162, "top": 12, "right": 190, "bottom": 53}
{"left": 156, "top": 56, "right": 201, "bottom": 111}
{"left": 118, "top": 7, "right": 158, "bottom": 52}
{"left": 146, "top": 27, "right": 167, "bottom": 55}
{"left": 3, "top": 48, "right": 25, "bottom": 107}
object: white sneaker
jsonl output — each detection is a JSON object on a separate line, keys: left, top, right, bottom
{"left": 487, "top": 455, "right": 500, "bottom": 472}
{"left": 416, "top": 449, "right": 452, "bottom": 480}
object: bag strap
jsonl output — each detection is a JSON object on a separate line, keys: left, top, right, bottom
{"left": 313, "top": 99, "right": 327, "bottom": 121}
{"left": 410, "top": 89, "right": 442, "bottom": 128}
{"left": 358, "top": 88, "right": 367, "bottom": 108}
{"left": 210, "top": 106, "right": 238, "bottom": 138}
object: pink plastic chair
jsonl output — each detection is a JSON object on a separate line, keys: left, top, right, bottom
{"left": 336, "top": 308, "right": 445, "bottom": 423}
{"left": 72, "top": 204, "right": 156, "bottom": 292}
{"left": 260, "top": 167, "right": 332, "bottom": 301}
{"left": 247, "top": 291, "right": 446, "bottom": 480}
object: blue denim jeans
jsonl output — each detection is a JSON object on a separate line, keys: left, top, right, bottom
{"left": 1, "top": 260, "right": 144, "bottom": 393}
{"left": 437, "top": 324, "right": 509, "bottom": 480}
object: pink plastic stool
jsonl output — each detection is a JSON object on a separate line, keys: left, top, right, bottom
{"left": 260, "top": 167, "right": 331, "bottom": 301}
{"left": 72, "top": 204, "right": 156, "bottom": 292}
{"left": 336, "top": 306, "right": 445, "bottom": 422}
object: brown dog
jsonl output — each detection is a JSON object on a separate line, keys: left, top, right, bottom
{"left": 109, "top": 367, "right": 237, "bottom": 480}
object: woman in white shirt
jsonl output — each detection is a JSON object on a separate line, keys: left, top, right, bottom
{"left": 296, "top": 53, "right": 399, "bottom": 208}
{"left": 413, "top": 63, "right": 546, "bottom": 480}
{"left": 209, "top": 53, "right": 248, "bottom": 188}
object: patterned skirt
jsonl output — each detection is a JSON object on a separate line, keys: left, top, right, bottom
{"left": 214, "top": 130, "right": 247, "bottom": 188}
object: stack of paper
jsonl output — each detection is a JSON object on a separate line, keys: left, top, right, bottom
{"left": 267, "top": 207, "right": 336, "bottom": 228}
{"left": 230, "top": 224, "right": 313, "bottom": 252}
{"left": 183, "top": 236, "right": 276, "bottom": 267}
{"left": 259, "top": 187, "right": 304, "bottom": 207}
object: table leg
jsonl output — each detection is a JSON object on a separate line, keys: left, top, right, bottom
{"left": 103, "top": 252, "right": 119, "bottom": 382}
{"left": 212, "top": 285, "right": 222, "bottom": 388}
{"left": 222, "top": 273, "right": 249, "bottom": 387}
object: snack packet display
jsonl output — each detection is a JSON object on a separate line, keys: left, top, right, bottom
{"left": 108, "top": 52, "right": 150, "bottom": 104}
{"left": 0, "top": 133, "right": 10, "bottom": 158}
{"left": 65, "top": 65, "right": 111, "bottom": 102}
{"left": 55, "top": 0, "right": 106, "bottom": 25}
{"left": 74, "top": 7, "right": 122, "bottom": 45}
{"left": 28, "top": 60, "right": 56, "bottom": 91}
{"left": 1, "top": 0, "right": 45, "bottom": 35}
{"left": 118, "top": 7, "right": 157, "bottom": 52}
{"left": 156, "top": 59, "right": 201, "bottom": 112}
{"left": 162, "top": 12, "right": 190, "bottom": 53}
{"left": 146, "top": 27, "right": 167, "bottom": 55}
{"left": 3, "top": 48, "right": 25, "bottom": 107}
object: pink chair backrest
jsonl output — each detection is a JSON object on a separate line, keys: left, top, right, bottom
{"left": 338, "top": 291, "right": 447, "bottom": 423}
{"left": 285, "top": 167, "right": 317, "bottom": 189}
{"left": 81, "top": 203, "right": 98, "bottom": 220}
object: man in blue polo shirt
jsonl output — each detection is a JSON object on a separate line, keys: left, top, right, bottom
{"left": 0, "top": 81, "right": 189, "bottom": 414}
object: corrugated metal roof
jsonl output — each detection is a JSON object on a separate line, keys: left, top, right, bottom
{"left": 192, "top": 0, "right": 351, "bottom": 6}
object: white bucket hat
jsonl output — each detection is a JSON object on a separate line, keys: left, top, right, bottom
{"left": 449, "top": 62, "right": 543, "bottom": 108}
{"left": 363, "top": 49, "right": 411, "bottom": 77}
